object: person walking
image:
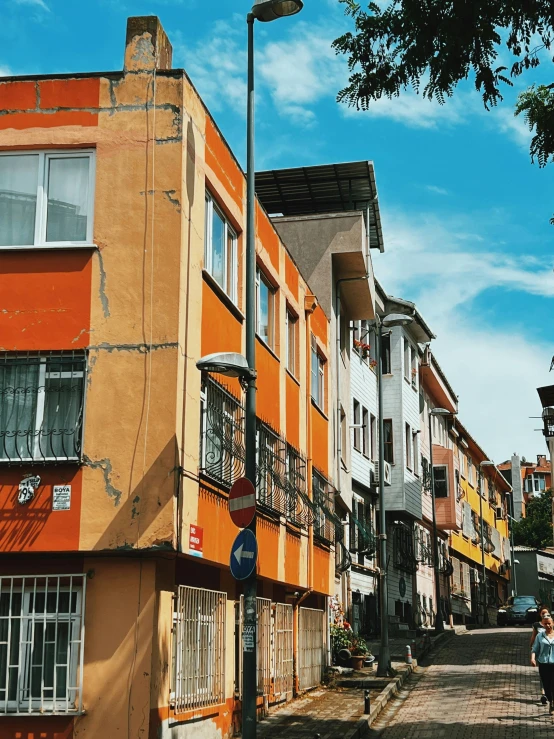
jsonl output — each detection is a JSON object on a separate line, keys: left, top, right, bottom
{"left": 531, "top": 616, "right": 554, "bottom": 714}
{"left": 530, "top": 606, "right": 551, "bottom": 704}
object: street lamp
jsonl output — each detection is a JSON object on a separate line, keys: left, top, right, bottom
{"left": 428, "top": 407, "right": 456, "bottom": 634}
{"left": 375, "top": 312, "right": 414, "bottom": 677}
{"left": 243, "top": 3, "right": 303, "bottom": 737}
{"left": 479, "top": 460, "right": 496, "bottom": 625}
{"left": 504, "top": 492, "right": 518, "bottom": 597}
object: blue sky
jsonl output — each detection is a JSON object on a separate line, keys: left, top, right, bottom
{"left": 2, "top": 0, "right": 554, "bottom": 462}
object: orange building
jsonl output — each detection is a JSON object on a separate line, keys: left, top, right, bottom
{"left": 0, "top": 16, "right": 335, "bottom": 739}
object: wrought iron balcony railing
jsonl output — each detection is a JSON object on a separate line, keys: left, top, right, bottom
{"left": 393, "top": 524, "right": 418, "bottom": 574}
{"left": 0, "top": 352, "right": 85, "bottom": 464}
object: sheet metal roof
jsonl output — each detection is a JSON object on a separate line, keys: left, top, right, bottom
{"left": 255, "top": 161, "right": 385, "bottom": 252}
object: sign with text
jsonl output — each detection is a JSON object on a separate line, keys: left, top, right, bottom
{"left": 189, "top": 525, "right": 204, "bottom": 558}
{"left": 53, "top": 485, "right": 71, "bottom": 511}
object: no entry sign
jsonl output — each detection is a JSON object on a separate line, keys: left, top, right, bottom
{"left": 229, "top": 477, "right": 256, "bottom": 529}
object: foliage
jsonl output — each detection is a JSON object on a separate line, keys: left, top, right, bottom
{"left": 333, "top": 0, "right": 554, "bottom": 211}
{"left": 349, "top": 634, "right": 369, "bottom": 656}
{"left": 513, "top": 488, "right": 553, "bottom": 549}
{"left": 330, "top": 623, "right": 372, "bottom": 661}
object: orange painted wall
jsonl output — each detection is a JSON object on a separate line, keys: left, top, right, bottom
{"left": 196, "top": 485, "right": 238, "bottom": 567}
{"left": 256, "top": 341, "right": 281, "bottom": 430}
{"left": 311, "top": 305, "right": 328, "bottom": 346}
{"left": 284, "top": 252, "right": 299, "bottom": 302}
{"left": 0, "top": 716, "right": 73, "bottom": 739}
{"left": 0, "top": 251, "right": 92, "bottom": 351}
{"left": 313, "top": 544, "right": 331, "bottom": 595}
{"left": 256, "top": 204, "right": 279, "bottom": 272}
{"left": 0, "top": 468, "right": 82, "bottom": 552}
{"left": 284, "top": 532, "right": 301, "bottom": 586}
{"left": 201, "top": 280, "right": 242, "bottom": 357}
{"left": 257, "top": 516, "right": 280, "bottom": 582}
{"left": 205, "top": 117, "right": 244, "bottom": 211}
{"left": 311, "top": 406, "right": 329, "bottom": 477}
{"left": 285, "top": 374, "right": 300, "bottom": 450}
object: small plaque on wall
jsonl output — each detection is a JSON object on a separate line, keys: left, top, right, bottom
{"left": 53, "top": 485, "right": 71, "bottom": 511}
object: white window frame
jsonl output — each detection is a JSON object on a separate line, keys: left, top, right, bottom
{"left": 405, "top": 423, "right": 412, "bottom": 470}
{"left": 0, "top": 150, "right": 95, "bottom": 250}
{"left": 370, "top": 414, "right": 377, "bottom": 461}
{"left": 204, "top": 191, "right": 238, "bottom": 303}
{"left": 413, "top": 430, "right": 419, "bottom": 476}
{"left": 403, "top": 338, "right": 410, "bottom": 381}
{"left": 285, "top": 308, "right": 297, "bottom": 376}
{"left": 433, "top": 465, "right": 449, "bottom": 498}
{"left": 311, "top": 336, "right": 325, "bottom": 411}
{"left": 362, "top": 407, "right": 369, "bottom": 458}
{"left": 353, "top": 399, "right": 361, "bottom": 451}
{"left": 0, "top": 574, "right": 86, "bottom": 715}
{"left": 255, "top": 267, "right": 275, "bottom": 349}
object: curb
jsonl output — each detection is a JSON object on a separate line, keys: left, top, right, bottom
{"left": 344, "top": 629, "right": 457, "bottom": 738}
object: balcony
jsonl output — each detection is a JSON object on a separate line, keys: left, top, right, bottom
{"left": 537, "top": 386, "right": 554, "bottom": 438}
{"left": 432, "top": 446, "right": 459, "bottom": 531}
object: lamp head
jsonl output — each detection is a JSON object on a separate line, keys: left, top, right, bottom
{"left": 196, "top": 352, "right": 255, "bottom": 380}
{"left": 429, "top": 407, "right": 453, "bottom": 417}
{"left": 251, "top": 0, "right": 303, "bottom": 21}
{"left": 480, "top": 460, "right": 495, "bottom": 467}
{"left": 382, "top": 313, "right": 414, "bottom": 329}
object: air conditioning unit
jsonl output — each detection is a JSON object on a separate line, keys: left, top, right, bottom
{"left": 374, "top": 461, "right": 392, "bottom": 486}
{"left": 495, "top": 507, "right": 503, "bottom": 520}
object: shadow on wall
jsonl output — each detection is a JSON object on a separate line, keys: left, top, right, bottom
{"left": 91, "top": 433, "right": 179, "bottom": 551}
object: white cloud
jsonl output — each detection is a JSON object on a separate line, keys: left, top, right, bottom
{"left": 13, "top": 0, "right": 49, "bottom": 10}
{"left": 343, "top": 91, "right": 465, "bottom": 129}
{"left": 373, "top": 209, "right": 554, "bottom": 460}
{"left": 492, "top": 107, "right": 533, "bottom": 151}
{"left": 425, "top": 185, "right": 449, "bottom": 196}
{"left": 0, "top": 66, "right": 12, "bottom": 77}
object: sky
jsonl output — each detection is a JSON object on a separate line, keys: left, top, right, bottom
{"left": 2, "top": 0, "right": 554, "bottom": 463}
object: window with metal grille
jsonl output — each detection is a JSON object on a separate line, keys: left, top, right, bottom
{"left": 0, "top": 352, "right": 85, "bottom": 463}
{"left": 0, "top": 574, "right": 85, "bottom": 715}
{"left": 312, "top": 471, "right": 333, "bottom": 542}
{"left": 257, "top": 423, "right": 287, "bottom": 515}
{"left": 393, "top": 524, "right": 417, "bottom": 573}
{"left": 199, "top": 376, "right": 245, "bottom": 487}
{"left": 173, "top": 586, "right": 226, "bottom": 713}
{"left": 285, "top": 445, "right": 308, "bottom": 525}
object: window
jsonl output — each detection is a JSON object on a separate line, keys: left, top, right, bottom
{"left": 353, "top": 400, "right": 361, "bottom": 451}
{"left": 174, "top": 585, "right": 226, "bottom": 713}
{"left": 404, "top": 339, "right": 410, "bottom": 381}
{"left": 468, "top": 458, "right": 475, "bottom": 487}
{"left": 0, "top": 352, "right": 85, "bottom": 463}
{"left": 285, "top": 309, "right": 297, "bottom": 376}
{"left": 311, "top": 336, "right": 325, "bottom": 410}
{"left": 381, "top": 334, "right": 391, "bottom": 374}
{"left": 340, "top": 408, "right": 347, "bottom": 464}
{"left": 0, "top": 151, "right": 94, "bottom": 248}
{"left": 434, "top": 465, "right": 449, "bottom": 498}
{"left": 383, "top": 419, "right": 394, "bottom": 464}
{"left": 257, "top": 423, "right": 287, "bottom": 513}
{"left": 405, "top": 423, "right": 412, "bottom": 470}
{"left": 0, "top": 574, "right": 85, "bottom": 715}
{"left": 204, "top": 192, "right": 238, "bottom": 302}
{"left": 313, "top": 471, "right": 333, "bottom": 541}
{"left": 411, "top": 346, "right": 417, "bottom": 388}
{"left": 362, "top": 407, "right": 369, "bottom": 458}
{"left": 413, "top": 431, "right": 419, "bottom": 476}
{"left": 256, "top": 267, "right": 275, "bottom": 349}
{"left": 339, "top": 310, "right": 347, "bottom": 361}
{"left": 200, "top": 377, "right": 245, "bottom": 488}
{"left": 370, "top": 414, "right": 377, "bottom": 460}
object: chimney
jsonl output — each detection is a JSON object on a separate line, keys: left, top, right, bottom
{"left": 124, "top": 16, "right": 172, "bottom": 72}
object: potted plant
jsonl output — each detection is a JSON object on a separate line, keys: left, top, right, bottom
{"left": 349, "top": 635, "right": 369, "bottom": 670}
{"left": 330, "top": 623, "right": 353, "bottom": 665}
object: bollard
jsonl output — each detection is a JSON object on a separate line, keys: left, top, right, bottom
{"left": 364, "top": 689, "right": 371, "bottom": 714}
{"left": 405, "top": 644, "right": 413, "bottom": 665}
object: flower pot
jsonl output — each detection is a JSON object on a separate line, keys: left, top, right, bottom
{"left": 350, "top": 655, "right": 365, "bottom": 670}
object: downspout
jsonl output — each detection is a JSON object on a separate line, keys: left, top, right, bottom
{"left": 293, "top": 293, "right": 318, "bottom": 695}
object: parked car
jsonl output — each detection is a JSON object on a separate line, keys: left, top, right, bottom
{"left": 497, "top": 595, "right": 541, "bottom": 626}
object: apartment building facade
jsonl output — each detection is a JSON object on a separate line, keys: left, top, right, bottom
{"left": 0, "top": 16, "right": 341, "bottom": 739}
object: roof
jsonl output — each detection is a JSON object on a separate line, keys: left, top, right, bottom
{"left": 538, "top": 385, "right": 554, "bottom": 408}
{"left": 255, "top": 161, "right": 385, "bottom": 253}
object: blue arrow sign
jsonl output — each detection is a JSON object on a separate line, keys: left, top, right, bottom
{"left": 230, "top": 529, "right": 258, "bottom": 581}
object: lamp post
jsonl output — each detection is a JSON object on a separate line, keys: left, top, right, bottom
{"left": 428, "top": 407, "right": 455, "bottom": 634}
{"left": 479, "top": 460, "right": 496, "bottom": 625}
{"left": 244, "top": 2, "right": 303, "bottom": 736}
{"left": 505, "top": 492, "right": 518, "bottom": 597}
{"left": 375, "top": 312, "right": 413, "bottom": 677}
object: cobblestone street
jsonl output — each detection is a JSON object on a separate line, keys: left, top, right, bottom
{"left": 371, "top": 627, "right": 551, "bottom": 738}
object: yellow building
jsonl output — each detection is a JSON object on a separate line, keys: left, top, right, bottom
{"left": 449, "top": 421, "right": 512, "bottom": 624}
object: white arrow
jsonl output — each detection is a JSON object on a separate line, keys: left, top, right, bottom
{"left": 234, "top": 544, "right": 255, "bottom": 564}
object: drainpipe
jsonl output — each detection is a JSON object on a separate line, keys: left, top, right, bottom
{"left": 293, "top": 294, "right": 318, "bottom": 695}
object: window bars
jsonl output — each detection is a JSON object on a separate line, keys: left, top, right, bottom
{"left": 174, "top": 585, "right": 226, "bottom": 714}
{"left": 274, "top": 603, "right": 293, "bottom": 699}
{"left": 0, "top": 574, "right": 86, "bottom": 715}
{"left": 312, "top": 471, "right": 336, "bottom": 544}
{"left": 200, "top": 377, "right": 245, "bottom": 488}
{"left": 0, "top": 352, "right": 86, "bottom": 464}
{"left": 349, "top": 507, "right": 376, "bottom": 556}
{"left": 257, "top": 423, "right": 288, "bottom": 515}
{"left": 393, "top": 524, "right": 418, "bottom": 573}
